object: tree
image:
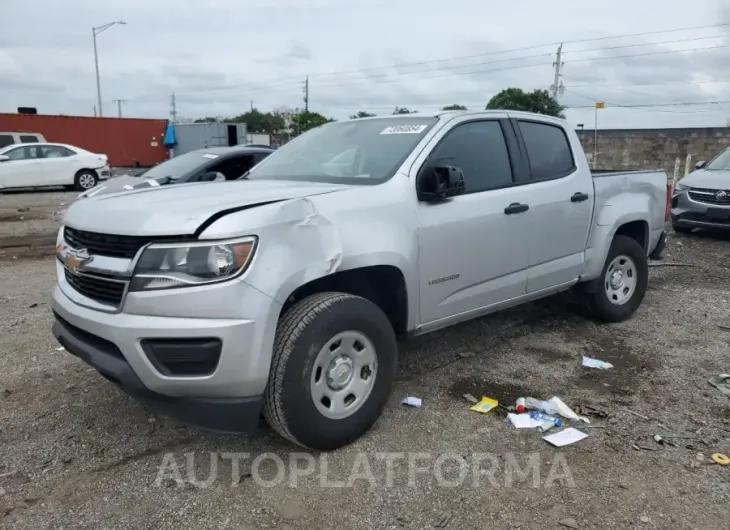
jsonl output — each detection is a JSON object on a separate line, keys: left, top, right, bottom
{"left": 442, "top": 104, "right": 467, "bottom": 111}
{"left": 393, "top": 106, "right": 416, "bottom": 115}
{"left": 350, "top": 111, "right": 376, "bottom": 119}
{"left": 228, "top": 109, "right": 286, "bottom": 134}
{"left": 290, "top": 110, "right": 333, "bottom": 134}
{"left": 486, "top": 88, "right": 565, "bottom": 118}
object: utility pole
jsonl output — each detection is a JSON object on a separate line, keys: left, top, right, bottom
{"left": 92, "top": 21, "right": 126, "bottom": 117}
{"left": 112, "top": 99, "right": 125, "bottom": 118}
{"left": 550, "top": 43, "right": 564, "bottom": 101}
{"left": 170, "top": 93, "right": 177, "bottom": 122}
{"left": 302, "top": 76, "right": 309, "bottom": 112}
{"left": 93, "top": 105, "right": 97, "bottom": 117}
{"left": 250, "top": 100, "right": 254, "bottom": 111}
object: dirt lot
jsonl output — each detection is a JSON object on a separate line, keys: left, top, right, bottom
{"left": 1, "top": 190, "right": 729, "bottom": 529}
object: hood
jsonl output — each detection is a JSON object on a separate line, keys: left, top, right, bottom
{"left": 678, "top": 169, "right": 730, "bottom": 189}
{"left": 64, "top": 179, "right": 349, "bottom": 236}
{"left": 76, "top": 173, "right": 206, "bottom": 199}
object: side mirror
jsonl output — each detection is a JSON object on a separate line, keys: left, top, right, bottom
{"left": 417, "top": 164, "right": 465, "bottom": 202}
{"left": 695, "top": 161, "right": 706, "bottom": 170}
{"left": 0, "top": 155, "right": 9, "bottom": 162}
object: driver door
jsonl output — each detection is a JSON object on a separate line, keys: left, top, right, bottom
{"left": 415, "top": 117, "right": 532, "bottom": 326}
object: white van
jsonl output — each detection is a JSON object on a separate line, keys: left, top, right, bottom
{"left": 0, "top": 132, "right": 47, "bottom": 149}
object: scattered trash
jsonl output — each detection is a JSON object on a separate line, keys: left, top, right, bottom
{"left": 711, "top": 453, "right": 730, "bottom": 465}
{"left": 582, "top": 356, "right": 613, "bottom": 369}
{"left": 515, "top": 397, "right": 526, "bottom": 413}
{"left": 524, "top": 397, "right": 590, "bottom": 423}
{"left": 708, "top": 374, "right": 730, "bottom": 397}
{"left": 457, "top": 351, "right": 476, "bottom": 359}
{"left": 400, "top": 396, "right": 422, "bottom": 408}
{"left": 639, "top": 515, "right": 650, "bottom": 523}
{"left": 575, "top": 404, "right": 609, "bottom": 418}
{"left": 28, "top": 303, "right": 38, "bottom": 309}
{"left": 469, "top": 396, "right": 498, "bottom": 414}
{"left": 631, "top": 443, "right": 657, "bottom": 451}
{"left": 462, "top": 393, "right": 479, "bottom": 405}
{"left": 558, "top": 518, "right": 579, "bottom": 529}
{"left": 718, "top": 325, "right": 730, "bottom": 332}
{"left": 529, "top": 411, "right": 563, "bottom": 432}
{"left": 55, "top": 346, "right": 66, "bottom": 352}
{"left": 507, "top": 413, "right": 543, "bottom": 429}
{"left": 542, "top": 428, "right": 588, "bottom": 447}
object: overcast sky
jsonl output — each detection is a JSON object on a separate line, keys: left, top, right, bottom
{"left": 2, "top": 0, "right": 730, "bottom": 129}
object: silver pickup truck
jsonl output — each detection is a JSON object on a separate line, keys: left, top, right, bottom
{"left": 52, "top": 111, "right": 670, "bottom": 450}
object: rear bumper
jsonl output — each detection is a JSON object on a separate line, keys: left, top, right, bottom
{"left": 52, "top": 314, "right": 263, "bottom": 433}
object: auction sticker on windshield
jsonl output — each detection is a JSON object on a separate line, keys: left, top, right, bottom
{"left": 380, "top": 124, "right": 428, "bottom": 135}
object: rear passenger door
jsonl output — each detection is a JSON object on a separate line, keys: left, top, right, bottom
{"left": 416, "top": 117, "right": 533, "bottom": 325}
{"left": 514, "top": 119, "right": 593, "bottom": 293}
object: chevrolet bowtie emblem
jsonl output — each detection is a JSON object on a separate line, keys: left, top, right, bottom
{"left": 58, "top": 246, "right": 92, "bottom": 274}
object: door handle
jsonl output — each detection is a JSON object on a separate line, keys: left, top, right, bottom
{"left": 504, "top": 202, "right": 529, "bottom": 215}
{"left": 571, "top": 192, "right": 589, "bottom": 202}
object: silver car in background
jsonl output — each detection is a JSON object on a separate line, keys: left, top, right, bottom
{"left": 671, "top": 148, "right": 730, "bottom": 233}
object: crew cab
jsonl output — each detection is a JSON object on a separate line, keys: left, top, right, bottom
{"left": 51, "top": 111, "right": 670, "bottom": 450}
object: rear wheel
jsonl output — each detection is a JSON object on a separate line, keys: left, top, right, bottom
{"left": 580, "top": 235, "right": 648, "bottom": 322}
{"left": 74, "top": 170, "right": 98, "bottom": 191}
{"left": 263, "top": 292, "right": 398, "bottom": 450}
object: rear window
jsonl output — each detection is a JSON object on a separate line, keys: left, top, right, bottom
{"left": 19, "top": 135, "right": 40, "bottom": 143}
{"left": 0, "top": 135, "right": 13, "bottom": 148}
{"left": 518, "top": 121, "right": 576, "bottom": 181}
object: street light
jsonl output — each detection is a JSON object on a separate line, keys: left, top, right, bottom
{"left": 92, "top": 21, "right": 126, "bottom": 117}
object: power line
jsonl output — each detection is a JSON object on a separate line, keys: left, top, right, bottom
{"left": 563, "top": 90, "right": 728, "bottom": 113}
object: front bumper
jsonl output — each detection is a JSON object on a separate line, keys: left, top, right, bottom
{"left": 51, "top": 270, "right": 282, "bottom": 431}
{"left": 96, "top": 165, "right": 111, "bottom": 180}
{"left": 671, "top": 190, "right": 730, "bottom": 230}
{"left": 52, "top": 314, "right": 262, "bottom": 432}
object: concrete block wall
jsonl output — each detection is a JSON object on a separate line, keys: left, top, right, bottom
{"left": 576, "top": 127, "right": 730, "bottom": 177}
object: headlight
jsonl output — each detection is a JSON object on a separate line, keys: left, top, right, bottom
{"left": 130, "top": 236, "right": 257, "bottom": 291}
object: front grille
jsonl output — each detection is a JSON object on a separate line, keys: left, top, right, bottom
{"left": 64, "top": 269, "right": 126, "bottom": 306}
{"left": 64, "top": 227, "right": 153, "bottom": 259}
{"left": 688, "top": 188, "right": 730, "bottom": 206}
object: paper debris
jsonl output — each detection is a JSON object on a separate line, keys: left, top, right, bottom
{"left": 55, "top": 346, "right": 66, "bottom": 352}
{"left": 462, "top": 393, "right": 479, "bottom": 404}
{"left": 469, "top": 396, "right": 498, "bottom": 414}
{"left": 582, "top": 356, "right": 613, "bottom": 369}
{"left": 507, "top": 413, "right": 543, "bottom": 429}
{"left": 542, "top": 428, "right": 588, "bottom": 447}
{"left": 401, "top": 396, "right": 422, "bottom": 408}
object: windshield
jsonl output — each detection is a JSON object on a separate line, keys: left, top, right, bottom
{"left": 706, "top": 148, "right": 730, "bottom": 171}
{"left": 246, "top": 117, "right": 438, "bottom": 185}
{"left": 139, "top": 151, "right": 217, "bottom": 179}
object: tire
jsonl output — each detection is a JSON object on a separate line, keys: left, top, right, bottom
{"left": 263, "top": 292, "right": 398, "bottom": 450}
{"left": 672, "top": 223, "right": 693, "bottom": 234}
{"left": 74, "top": 170, "right": 98, "bottom": 191}
{"left": 579, "top": 235, "right": 648, "bottom": 323}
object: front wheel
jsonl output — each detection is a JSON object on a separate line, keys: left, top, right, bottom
{"left": 263, "top": 292, "right": 398, "bottom": 450}
{"left": 74, "top": 170, "right": 98, "bottom": 191}
{"left": 579, "top": 235, "right": 648, "bottom": 322}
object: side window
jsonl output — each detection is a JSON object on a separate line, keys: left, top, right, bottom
{"left": 4, "top": 147, "right": 30, "bottom": 160}
{"left": 428, "top": 120, "right": 513, "bottom": 194}
{"left": 0, "top": 135, "right": 13, "bottom": 148}
{"left": 517, "top": 121, "right": 575, "bottom": 181}
{"left": 20, "top": 135, "right": 40, "bottom": 143}
{"left": 41, "top": 145, "right": 74, "bottom": 158}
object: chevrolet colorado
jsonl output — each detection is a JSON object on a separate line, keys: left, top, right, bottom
{"left": 51, "top": 111, "right": 670, "bottom": 450}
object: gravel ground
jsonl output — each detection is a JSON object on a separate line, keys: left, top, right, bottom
{"left": 1, "top": 190, "right": 729, "bottom": 529}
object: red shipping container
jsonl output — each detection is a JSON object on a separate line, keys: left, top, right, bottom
{"left": 0, "top": 113, "right": 169, "bottom": 167}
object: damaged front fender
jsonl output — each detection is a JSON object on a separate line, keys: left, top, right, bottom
{"left": 198, "top": 197, "right": 344, "bottom": 303}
